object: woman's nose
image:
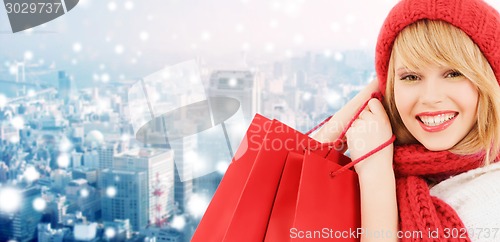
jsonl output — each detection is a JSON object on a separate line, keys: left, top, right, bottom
{"left": 420, "top": 78, "right": 444, "bottom": 105}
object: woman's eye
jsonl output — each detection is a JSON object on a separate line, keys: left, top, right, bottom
{"left": 446, "top": 70, "right": 463, "bottom": 78}
{"left": 400, "top": 74, "right": 419, "bottom": 81}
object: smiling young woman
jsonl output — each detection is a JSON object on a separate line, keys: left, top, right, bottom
{"left": 384, "top": 19, "right": 500, "bottom": 162}
{"left": 315, "top": 0, "right": 500, "bottom": 241}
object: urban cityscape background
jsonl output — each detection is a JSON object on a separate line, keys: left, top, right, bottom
{"left": 1, "top": 0, "right": 499, "bottom": 241}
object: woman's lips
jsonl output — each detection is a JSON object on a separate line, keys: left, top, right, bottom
{"left": 415, "top": 111, "right": 458, "bottom": 132}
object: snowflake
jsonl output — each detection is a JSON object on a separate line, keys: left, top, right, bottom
{"left": 0, "top": 94, "right": 7, "bottom": 108}
{"left": 57, "top": 154, "right": 70, "bottom": 168}
{"left": 187, "top": 193, "right": 209, "bottom": 218}
{"left": 101, "top": 73, "right": 110, "bottom": 83}
{"left": 115, "top": 45, "right": 124, "bottom": 54}
{"left": 139, "top": 31, "right": 149, "bottom": 41}
{"left": 334, "top": 52, "right": 344, "bottom": 62}
{"left": 265, "top": 43, "right": 275, "bottom": 52}
{"left": 73, "top": 43, "right": 82, "bottom": 53}
{"left": 124, "top": 1, "right": 134, "bottom": 10}
{"left": 0, "top": 187, "right": 22, "bottom": 213}
{"left": 80, "top": 188, "right": 89, "bottom": 198}
{"left": 104, "top": 227, "right": 116, "bottom": 238}
{"left": 216, "top": 161, "right": 229, "bottom": 175}
{"left": 170, "top": 215, "right": 186, "bottom": 230}
{"left": 201, "top": 31, "right": 211, "bottom": 41}
{"left": 106, "top": 186, "right": 117, "bottom": 198}
{"left": 33, "top": 197, "right": 46, "bottom": 211}
{"left": 293, "top": 34, "right": 304, "bottom": 45}
{"left": 302, "top": 92, "right": 312, "bottom": 101}
{"left": 59, "top": 137, "right": 73, "bottom": 152}
{"left": 10, "top": 116, "right": 24, "bottom": 130}
{"left": 108, "top": 2, "right": 117, "bottom": 11}
{"left": 24, "top": 51, "right": 33, "bottom": 61}
{"left": 24, "top": 166, "right": 40, "bottom": 182}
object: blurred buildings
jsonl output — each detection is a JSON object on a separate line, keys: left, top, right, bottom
{"left": 0, "top": 50, "right": 373, "bottom": 241}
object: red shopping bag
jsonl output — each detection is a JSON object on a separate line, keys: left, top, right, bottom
{"left": 192, "top": 114, "right": 332, "bottom": 242}
{"left": 263, "top": 151, "right": 305, "bottom": 241}
{"left": 264, "top": 137, "right": 362, "bottom": 241}
{"left": 291, "top": 150, "right": 361, "bottom": 241}
{"left": 193, "top": 92, "right": 394, "bottom": 242}
{"left": 191, "top": 114, "right": 272, "bottom": 242}
{"left": 264, "top": 92, "right": 394, "bottom": 242}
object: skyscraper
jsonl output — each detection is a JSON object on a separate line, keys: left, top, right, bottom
{"left": 98, "top": 142, "right": 118, "bottom": 170}
{"left": 113, "top": 148, "right": 174, "bottom": 225}
{"left": 207, "top": 70, "right": 260, "bottom": 121}
{"left": 100, "top": 169, "right": 148, "bottom": 231}
{"left": 58, "top": 71, "right": 73, "bottom": 103}
{"left": 0, "top": 186, "right": 43, "bottom": 242}
{"left": 170, "top": 136, "right": 194, "bottom": 212}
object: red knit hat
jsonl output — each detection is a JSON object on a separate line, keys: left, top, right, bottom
{"left": 375, "top": 0, "right": 500, "bottom": 95}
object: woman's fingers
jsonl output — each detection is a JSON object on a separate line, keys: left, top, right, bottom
{"left": 367, "top": 98, "right": 388, "bottom": 119}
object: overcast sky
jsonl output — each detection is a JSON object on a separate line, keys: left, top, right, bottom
{"left": 0, "top": 0, "right": 499, "bottom": 84}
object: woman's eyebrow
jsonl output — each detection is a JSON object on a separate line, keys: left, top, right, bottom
{"left": 396, "top": 67, "right": 410, "bottom": 72}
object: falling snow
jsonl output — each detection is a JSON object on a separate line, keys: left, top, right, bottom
{"left": 124, "top": 1, "right": 134, "bottom": 10}
{"left": 73, "top": 43, "right": 82, "bottom": 53}
{"left": 24, "top": 166, "right": 40, "bottom": 182}
{"left": 0, "top": 187, "right": 22, "bottom": 213}
{"left": 33, "top": 197, "right": 46, "bottom": 211}
{"left": 0, "top": 94, "right": 7, "bottom": 108}
{"left": 57, "top": 154, "right": 70, "bottom": 168}
{"left": 104, "top": 227, "right": 116, "bottom": 238}
{"left": 106, "top": 186, "right": 117, "bottom": 198}
{"left": 114, "top": 45, "right": 124, "bottom": 54}
{"left": 139, "top": 31, "right": 149, "bottom": 41}
{"left": 216, "top": 161, "right": 229, "bottom": 174}
{"left": 10, "top": 116, "right": 24, "bottom": 130}
{"left": 170, "top": 215, "right": 186, "bottom": 230}
{"left": 80, "top": 188, "right": 90, "bottom": 198}
{"left": 24, "top": 51, "right": 33, "bottom": 61}
{"left": 187, "top": 193, "right": 209, "bottom": 218}
{"left": 107, "top": 2, "right": 117, "bottom": 11}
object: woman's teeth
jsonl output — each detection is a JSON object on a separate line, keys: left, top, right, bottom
{"left": 418, "top": 113, "right": 456, "bottom": 126}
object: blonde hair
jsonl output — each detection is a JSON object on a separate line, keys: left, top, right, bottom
{"left": 384, "top": 20, "right": 500, "bottom": 164}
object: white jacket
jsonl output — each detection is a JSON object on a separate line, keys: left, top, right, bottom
{"left": 430, "top": 162, "right": 500, "bottom": 242}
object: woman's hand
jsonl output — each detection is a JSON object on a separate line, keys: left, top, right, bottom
{"left": 345, "top": 98, "right": 393, "bottom": 176}
{"left": 312, "top": 79, "right": 380, "bottom": 144}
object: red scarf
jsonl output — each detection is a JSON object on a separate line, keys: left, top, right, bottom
{"left": 393, "top": 144, "right": 484, "bottom": 241}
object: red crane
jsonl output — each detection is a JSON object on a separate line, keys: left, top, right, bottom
{"left": 152, "top": 172, "right": 168, "bottom": 227}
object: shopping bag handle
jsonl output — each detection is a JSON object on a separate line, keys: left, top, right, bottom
{"left": 305, "top": 92, "right": 383, "bottom": 138}
{"left": 305, "top": 92, "right": 396, "bottom": 177}
{"left": 329, "top": 135, "right": 395, "bottom": 177}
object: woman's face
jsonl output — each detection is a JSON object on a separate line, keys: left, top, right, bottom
{"left": 393, "top": 57, "right": 479, "bottom": 151}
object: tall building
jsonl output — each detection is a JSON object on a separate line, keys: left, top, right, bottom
{"left": 0, "top": 186, "right": 43, "bottom": 242}
{"left": 113, "top": 148, "right": 174, "bottom": 225}
{"left": 50, "top": 169, "right": 72, "bottom": 192}
{"left": 207, "top": 70, "right": 261, "bottom": 121}
{"left": 82, "top": 150, "right": 99, "bottom": 170}
{"left": 145, "top": 227, "right": 184, "bottom": 242}
{"left": 73, "top": 222, "right": 98, "bottom": 241}
{"left": 98, "top": 142, "right": 118, "bottom": 170}
{"left": 0, "top": 162, "right": 8, "bottom": 182}
{"left": 48, "top": 195, "right": 68, "bottom": 226}
{"left": 170, "top": 137, "right": 194, "bottom": 212}
{"left": 71, "top": 151, "right": 83, "bottom": 168}
{"left": 58, "top": 71, "right": 73, "bottom": 103}
{"left": 72, "top": 168, "right": 98, "bottom": 186}
{"left": 37, "top": 223, "right": 68, "bottom": 242}
{"left": 100, "top": 169, "right": 148, "bottom": 231}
